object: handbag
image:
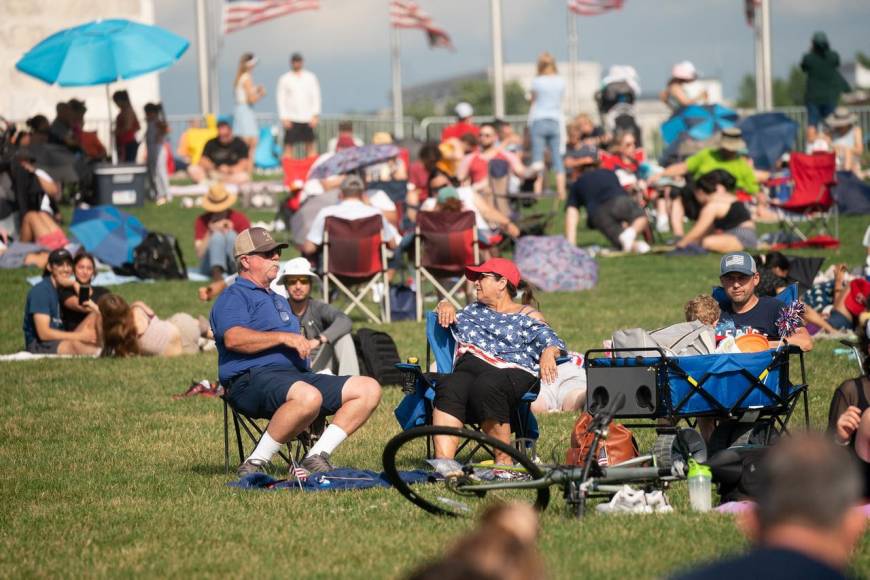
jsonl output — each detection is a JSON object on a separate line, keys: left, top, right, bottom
{"left": 565, "top": 412, "right": 638, "bottom": 467}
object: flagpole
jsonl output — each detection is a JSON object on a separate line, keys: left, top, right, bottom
{"left": 208, "top": 0, "right": 221, "bottom": 115}
{"left": 391, "top": 26, "right": 405, "bottom": 139}
{"left": 490, "top": 0, "right": 505, "bottom": 118}
{"left": 760, "top": 0, "right": 772, "bottom": 110}
{"left": 195, "top": 0, "right": 211, "bottom": 115}
{"left": 567, "top": 7, "right": 578, "bottom": 117}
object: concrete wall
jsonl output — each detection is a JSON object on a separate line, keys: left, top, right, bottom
{"left": 1, "top": 0, "right": 160, "bottom": 143}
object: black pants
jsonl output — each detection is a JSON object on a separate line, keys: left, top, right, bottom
{"left": 434, "top": 353, "right": 538, "bottom": 425}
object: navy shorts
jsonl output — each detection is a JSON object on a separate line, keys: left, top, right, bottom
{"left": 27, "top": 340, "right": 60, "bottom": 354}
{"left": 225, "top": 365, "right": 349, "bottom": 420}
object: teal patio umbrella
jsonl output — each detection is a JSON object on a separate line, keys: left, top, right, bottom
{"left": 15, "top": 18, "right": 189, "bottom": 159}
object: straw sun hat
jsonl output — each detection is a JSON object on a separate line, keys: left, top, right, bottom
{"left": 202, "top": 183, "right": 238, "bottom": 213}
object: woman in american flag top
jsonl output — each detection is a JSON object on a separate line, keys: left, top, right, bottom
{"left": 433, "top": 258, "right": 566, "bottom": 469}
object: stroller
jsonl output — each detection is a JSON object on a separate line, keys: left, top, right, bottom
{"left": 595, "top": 65, "right": 642, "bottom": 146}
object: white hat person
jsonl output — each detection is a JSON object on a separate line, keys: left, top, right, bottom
{"left": 270, "top": 257, "right": 319, "bottom": 298}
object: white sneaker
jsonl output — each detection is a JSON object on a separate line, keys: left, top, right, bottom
{"left": 618, "top": 228, "right": 637, "bottom": 252}
{"left": 656, "top": 215, "right": 670, "bottom": 233}
{"left": 371, "top": 281, "right": 385, "bottom": 303}
{"left": 634, "top": 240, "right": 651, "bottom": 254}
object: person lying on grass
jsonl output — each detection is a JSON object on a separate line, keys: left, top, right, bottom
{"left": 433, "top": 258, "right": 565, "bottom": 476}
{"left": 211, "top": 227, "right": 381, "bottom": 479}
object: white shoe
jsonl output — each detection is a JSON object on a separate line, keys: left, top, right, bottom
{"left": 634, "top": 240, "right": 651, "bottom": 254}
{"left": 618, "top": 228, "right": 637, "bottom": 252}
{"left": 656, "top": 215, "right": 670, "bottom": 233}
{"left": 372, "top": 281, "right": 385, "bottom": 303}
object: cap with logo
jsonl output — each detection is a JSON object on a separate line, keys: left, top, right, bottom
{"left": 720, "top": 251, "right": 757, "bottom": 277}
{"left": 233, "top": 227, "right": 288, "bottom": 258}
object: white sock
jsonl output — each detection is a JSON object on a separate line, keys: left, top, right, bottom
{"left": 307, "top": 424, "right": 348, "bottom": 457}
{"left": 618, "top": 228, "right": 637, "bottom": 252}
{"left": 247, "top": 431, "right": 283, "bottom": 464}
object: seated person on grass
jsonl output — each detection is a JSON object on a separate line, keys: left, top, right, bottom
{"left": 194, "top": 183, "right": 251, "bottom": 281}
{"left": 187, "top": 121, "right": 251, "bottom": 185}
{"left": 211, "top": 227, "right": 381, "bottom": 478}
{"left": 271, "top": 257, "right": 359, "bottom": 376}
{"left": 650, "top": 128, "right": 761, "bottom": 237}
{"left": 674, "top": 169, "right": 757, "bottom": 253}
{"left": 23, "top": 248, "right": 100, "bottom": 355}
{"left": 715, "top": 252, "right": 813, "bottom": 351}
{"left": 828, "top": 324, "right": 870, "bottom": 502}
{"left": 564, "top": 145, "right": 649, "bottom": 252}
{"left": 59, "top": 252, "right": 108, "bottom": 332}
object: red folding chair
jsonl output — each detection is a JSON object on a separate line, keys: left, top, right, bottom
{"left": 281, "top": 156, "right": 318, "bottom": 212}
{"left": 775, "top": 152, "right": 838, "bottom": 247}
{"left": 414, "top": 210, "right": 480, "bottom": 321}
{"left": 322, "top": 215, "right": 391, "bottom": 324}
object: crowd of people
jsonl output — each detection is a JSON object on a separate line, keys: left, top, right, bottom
{"left": 2, "top": 29, "right": 869, "bottom": 580}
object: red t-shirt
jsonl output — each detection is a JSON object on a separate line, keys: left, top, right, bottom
{"left": 463, "top": 151, "right": 521, "bottom": 184}
{"left": 599, "top": 151, "right": 644, "bottom": 174}
{"left": 194, "top": 210, "right": 251, "bottom": 241}
{"left": 441, "top": 121, "right": 480, "bottom": 142}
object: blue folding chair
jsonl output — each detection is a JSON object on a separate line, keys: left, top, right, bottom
{"left": 394, "top": 311, "right": 542, "bottom": 456}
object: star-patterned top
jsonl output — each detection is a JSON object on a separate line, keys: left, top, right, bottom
{"left": 451, "top": 302, "right": 566, "bottom": 376}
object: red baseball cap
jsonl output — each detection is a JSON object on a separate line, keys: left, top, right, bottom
{"left": 466, "top": 258, "right": 520, "bottom": 287}
{"left": 845, "top": 278, "right": 870, "bottom": 318}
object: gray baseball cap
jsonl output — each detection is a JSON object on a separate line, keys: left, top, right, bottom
{"left": 720, "top": 251, "right": 757, "bottom": 277}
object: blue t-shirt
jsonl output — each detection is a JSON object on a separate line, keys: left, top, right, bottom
{"left": 716, "top": 295, "right": 788, "bottom": 340}
{"left": 210, "top": 276, "right": 308, "bottom": 383}
{"left": 23, "top": 277, "right": 63, "bottom": 347}
{"left": 671, "top": 547, "right": 847, "bottom": 580}
{"left": 529, "top": 75, "right": 565, "bottom": 122}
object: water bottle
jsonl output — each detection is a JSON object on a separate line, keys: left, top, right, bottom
{"left": 402, "top": 357, "right": 419, "bottom": 394}
{"left": 687, "top": 460, "right": 712, "bottom": 512}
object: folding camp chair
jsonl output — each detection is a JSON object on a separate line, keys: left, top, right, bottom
{"left": 414, "top": 210, "right": 480, "bottom": 321}
{"left": 775, "top": 152, "right": 838, "bottom": 246}
{"left": 221, "top": 396, "right": 325, "bottom": 475}
{"left": 322, "top": 214, "right": 391, "bottom": 324}
{"left": 394, "top": 312, "right": 543, "bottom": 458}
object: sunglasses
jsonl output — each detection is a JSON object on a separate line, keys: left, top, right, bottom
{"left": 284, "top": 277, "right": 311, "bottom": 286}
{"left": 249, "top": 249, "right": 282, "bottom": 259}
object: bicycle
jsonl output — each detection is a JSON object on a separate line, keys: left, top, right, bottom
{"left": 382, "top": 394, "right": 706, "bottom": 518}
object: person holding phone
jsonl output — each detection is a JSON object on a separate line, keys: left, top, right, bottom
{"left": 58, "top": 252, "right": 108, "bottom": 331}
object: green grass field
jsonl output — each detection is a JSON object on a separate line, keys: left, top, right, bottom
{"left": 1, "top": 201, "right": 868, "bottom": 579}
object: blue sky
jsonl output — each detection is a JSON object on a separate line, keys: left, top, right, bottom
{"left": 154, "top": 0, "right": 870, "bottom": 116}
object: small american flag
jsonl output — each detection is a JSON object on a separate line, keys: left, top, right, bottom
{"left": 223, "top": 0, "right": 320, "bottom": 34}
{"left": 390, "top": 0, "right": 453, "bottom": 49}
{"left": 567, "top": 0, "right": 624, "bottom": 16}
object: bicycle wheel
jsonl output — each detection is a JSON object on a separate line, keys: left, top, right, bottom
{"left": 382, "top": 425, "right": 551, "bottom": 517}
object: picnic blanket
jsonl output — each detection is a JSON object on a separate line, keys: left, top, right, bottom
{"left": 228, "top": 468, "right": 431, "bottom": 492}
{"left": 27, "top": 270, "right": 209, "bottom": 287}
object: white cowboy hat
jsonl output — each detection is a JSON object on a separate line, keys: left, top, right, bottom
{"left": 270, "top": 257, "right": 319, "bottom": 297}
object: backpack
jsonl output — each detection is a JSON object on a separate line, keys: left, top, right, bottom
{"left": 353, "top": 328, "right": 403, "bottom": 386}
{"left": 133, "top": 232, "right": 187, "bottom": 280}
{"left": 707, "top": 446, "right": 768, "bottom": 503}
{"left": 565, "top": 412, "right": 638, "bottom": 467}
{"left": 611, "top": 320, "right": 716, "bottom": 358}
{"left": 389, "top": 285, "right": 416, "bottom": 322}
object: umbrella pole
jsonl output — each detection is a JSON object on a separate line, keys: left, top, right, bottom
{"left": 106, "top": 84, "right": 116, "bottom": 165}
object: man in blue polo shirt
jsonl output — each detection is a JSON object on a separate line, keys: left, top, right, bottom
{"left": 210, "top": 227, "right": 381, "bottom": 478}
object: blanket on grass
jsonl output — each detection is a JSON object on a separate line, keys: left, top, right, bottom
{"left": 228, "top": 468, "right": 432, "bottom": 492}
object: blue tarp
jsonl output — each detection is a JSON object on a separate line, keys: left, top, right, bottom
{"left": 228, "top": 468, "right": 432, "bottom": 492}
{"left": 737, "top": 112, "right": 799, "bottom": 171}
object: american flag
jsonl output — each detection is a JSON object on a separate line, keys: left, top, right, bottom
{"left": 744, "top": 0, "right": 762, "bottom": 27}
{"left": 567, "top": 0, "right": 624, "bottom": 16}
{"left": 390, "top": 0, "right": 453, "bottom": 49}
{"left": 223, "top": 0, "right": 320, "bottom": 34}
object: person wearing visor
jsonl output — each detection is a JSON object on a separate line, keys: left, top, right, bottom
{"left": 271, "top": 257, "right": 359, "bottom": 376}
{"left": 210, "top": 228, "right": 381, "bottom": 478}
{"left": 432, "top": 258, "right": 565, "bottom": 474}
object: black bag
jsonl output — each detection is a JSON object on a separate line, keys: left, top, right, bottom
{"left": 353, "top": 328, "right": 403, "bottom": 386}
{"left": 132, "top": 232, "right": 187, "bottom": 280}
{"left": 708, "top": 446, "right": 768, "bottom": 503}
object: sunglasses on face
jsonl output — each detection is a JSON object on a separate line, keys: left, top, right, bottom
{"left": 250, "top": 249, "right": 282, "bottom": 259}
{"left": 284, "top": 277, "right": 310, "bottom": 286}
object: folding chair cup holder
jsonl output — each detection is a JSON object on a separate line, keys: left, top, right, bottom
{"left": 584, "top": 346, "right": 809, "bottom": 442}
{"left": 322, "top": 215, "right": 391, "bottom": 324}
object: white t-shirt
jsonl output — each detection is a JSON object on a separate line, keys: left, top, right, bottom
{"left": 366, "top": 190, "right": 397, "bottom": 213}
{"left": 419, "top": 186, "right": 490, "bottom": 232}
{"left": 276, "top": 69, "right": 321, "bottom": 123}
{"left": 306, "top": 198, "right": 400, "bottom": 246}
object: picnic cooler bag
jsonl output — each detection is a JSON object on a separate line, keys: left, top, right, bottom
{"left": 94, "top": 163, "right": 147, "bottom": 207}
